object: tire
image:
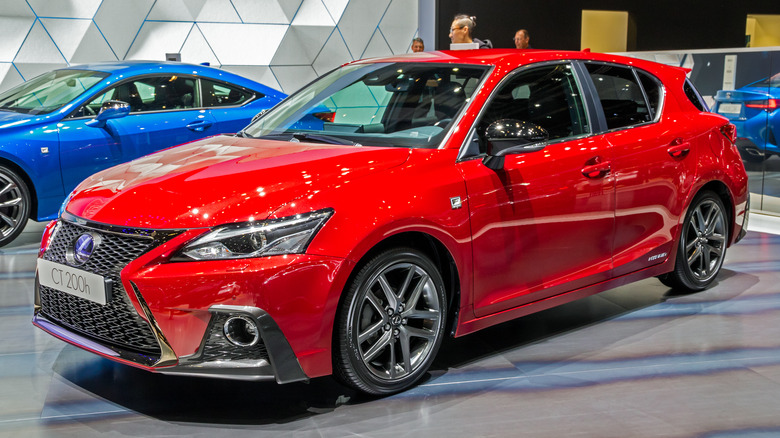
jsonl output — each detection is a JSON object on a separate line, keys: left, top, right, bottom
{"left": 0, "top": 166, "right": 31, "bottom": 247}
{"left": 659, "top": 191, "right": 728, "bottom": 292}
{"left": 334, "top": 247, "right": 447, "bottom": 395}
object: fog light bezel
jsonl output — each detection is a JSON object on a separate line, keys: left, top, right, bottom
{"left": 223, "top": 315, "right": 260, "bottom": 347}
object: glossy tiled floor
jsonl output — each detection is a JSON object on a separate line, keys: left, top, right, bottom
{"left": 3, "top": 218, "right": 780, "bottom": 437}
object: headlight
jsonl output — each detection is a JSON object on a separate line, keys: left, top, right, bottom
{"left": 176, "top": 209, "right": 333, "bottom": 261}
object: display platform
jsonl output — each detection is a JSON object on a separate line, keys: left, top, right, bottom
{"left": 2, "top": 218, "right": 780, "bottom": 437}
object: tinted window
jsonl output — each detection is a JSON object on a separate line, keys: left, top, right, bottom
{"left": 244, "top": 63, "right": 489, "bottom": 148}
{"left": 202, "top": 79, "right": 255, "bottom": 107}
{"left": 683, "top": 79, "right": 707, "bottom": 112}
{"left": 83, "top": 75, "right": 198, "bottom": 114}
{"left": 0, "top": 69, "right": 107, "bottom": 115}
{"left": 473, "top": 63, "right": 588, "bottom": 153}
{"left": 637, "top": 70, "right": 662, "bottom": 119}
{"left": 586, "top": 63, "right": 651, "bottom": 130}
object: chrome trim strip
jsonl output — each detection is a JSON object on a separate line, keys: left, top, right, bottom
{"left": 128, "top": 282, "right": 178, "bottom": 367}
{"left": 60, "top": 211, "right": 186, "bottom": 243}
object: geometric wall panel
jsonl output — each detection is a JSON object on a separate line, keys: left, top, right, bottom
{"left": 0, "top": 15, "right": 36, "bottom": 62}
{"left": 313, "top": 30, "right": 352, "bottom": 75}
{"left": 93, "top": 0, "right": 156, "bottom": 59}
{"left": 12, "top": 21, "right": 67, "bottom": 79}
{"left": 231, "top": 0, "right": 302, "bottom": 24}
{"left": 322, "top": 0, "right": 350, "bottom": 23}
{"left": 362, "top": 30, "right": 394, "bottom": 59}
{"left": 0, "top": 0, "right": 420, "bottom": 94}
{"left": 338, "top": 0, "right": 391, "bottom": 59}
{"left": 380, "top": 0, "right": 418, "bottom": 54}
{"left": 0, "top": 63, "right": 24, "bottom": 92}
{"left": 125, "top": 22, "right": 194, "bottom": 61}
{"left": 26, "top": 0, "right": 102, "bottom": 19}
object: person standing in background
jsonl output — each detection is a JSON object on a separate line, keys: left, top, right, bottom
{"left": 411, "top": 37, "right": 425, "bottom": 52}
{"left": 449, "top": 14, "right": 493, "bottom": 49}
{"left": 514, "top": 29, "right": 530, "bottom": 49}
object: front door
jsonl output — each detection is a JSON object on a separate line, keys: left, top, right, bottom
{"left": 459, "top": 62, "right": 616, "bottom": 318}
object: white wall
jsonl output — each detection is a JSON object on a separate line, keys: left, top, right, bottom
{"left": 0, "top": 0, "right": 422, "bottom": 94}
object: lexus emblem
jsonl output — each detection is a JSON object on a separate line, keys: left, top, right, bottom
{"left": 67, "top": 233, "right": 100, "bottom": 265}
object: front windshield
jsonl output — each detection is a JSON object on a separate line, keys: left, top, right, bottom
{"left": 243, "top": 62, "right": 489, "bottom": 148}
{"left": 0, "top": 69, "right": 108, "bottom": 115}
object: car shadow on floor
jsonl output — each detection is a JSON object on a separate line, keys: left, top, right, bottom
{"left": 50, "top": 269, "right": 753, "bottom": 425}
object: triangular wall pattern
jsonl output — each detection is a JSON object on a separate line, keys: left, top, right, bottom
{"left": 0, "top": 0, "right": 420, "bottom": 93}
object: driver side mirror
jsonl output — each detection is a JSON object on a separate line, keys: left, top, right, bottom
{"left": 85, "top": 100, "right": 130, "bottom": 128}
{"left": 482, "top": 119, "right": 549, "bottom": 171}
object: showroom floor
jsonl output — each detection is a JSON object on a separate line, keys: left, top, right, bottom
{"left": 2, "top": 218, "right": 780, "bottom": 437}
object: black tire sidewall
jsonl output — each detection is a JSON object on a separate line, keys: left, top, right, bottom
{"left": 0, "top": 166, "right": 31, "bottom": 247}
{"left": 673, "top": 191, "right": 728, "bottom": 291}
{"left": 335, "top": 247, "right": 447, "bottom": 395}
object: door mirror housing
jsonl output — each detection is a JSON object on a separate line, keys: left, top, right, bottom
{"left": 85, "top": 100, "right": 131, "bottom": 128}
{"left": 482, "top": 119, "right": 549, "bottom": 170}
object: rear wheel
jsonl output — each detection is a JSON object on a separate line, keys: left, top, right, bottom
{"left": 334, "top": 248, "right": 447, "bottom": 395}
{"left": 0, "top": 166, "right": 31, "bottom": 247}
{"left": 659, "top": 191, "right": 728, "bottom": 292}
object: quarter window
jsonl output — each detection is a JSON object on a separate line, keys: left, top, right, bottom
{"left": 637, "top": 70, "right": 662, "bottom": 118}
{"left": 201, "top": 79, "right": 255, "bottom": 107}
{"left": 586, "top": 63, "right": 652, "bottom": 130}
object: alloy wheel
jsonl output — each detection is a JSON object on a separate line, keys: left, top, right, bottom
{"left": 683, "top": 198, "right": 726, "bottom": 282}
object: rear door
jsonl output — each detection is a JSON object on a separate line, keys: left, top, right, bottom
{"left": 582, "top": 63, "right": 698, "bottom": 276}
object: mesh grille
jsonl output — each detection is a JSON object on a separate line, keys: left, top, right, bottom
{"left": 201, "top": 314, "right": 269, "bottom": 362}
{"left": 39, "top": 220, "right": 163, "bottom": 355}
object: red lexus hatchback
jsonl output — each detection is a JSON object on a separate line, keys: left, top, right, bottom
{"left": 34, "top": 49, "right": 749, "bottom": 395}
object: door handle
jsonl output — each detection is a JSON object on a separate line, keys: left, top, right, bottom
{"left": 667, "top": 138, "right": 690, "bottom": 158}
{"left": 581, "top": 161, "right": 611, "bottom": 179}
{"left": 186, "top": 120, "right": 213, "bottom": 132}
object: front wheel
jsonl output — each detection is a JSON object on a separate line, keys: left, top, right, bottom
{"left": 334, "top": 248, "right": 447, "bottom": 395}
{"left": 0, "top": 166, "right": 31, "bottom": 247}
{"left": 659, "top": 191, "right": 728, "bottom": 292}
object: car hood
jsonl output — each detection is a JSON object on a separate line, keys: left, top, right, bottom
{"left": 67, "top": 135, "right": 411, "bottom": 229}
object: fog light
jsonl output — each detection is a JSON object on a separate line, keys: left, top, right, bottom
{"left": 223, "top": 315, "right": 260, "bottom": 347}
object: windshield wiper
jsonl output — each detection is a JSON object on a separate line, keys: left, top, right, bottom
{"left": 291, "top": 132, "right": 359, "bottom": 146}
{"left": 235, "top": 130, "right": 254, "bottom": 138}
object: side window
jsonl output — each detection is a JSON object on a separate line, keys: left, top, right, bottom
{"left": 83, "top": 76, "right": 198, "bottom": 114}
{"left": 586, "top": 63, "right": 651, "bottom": 130}
{"left": 473, "top": 63, "right": 588, "bottom": 153}
{"left": 201, "top": 79, "right": 255, "bottom": 107}
{"left": 637, "top": 70, "right": 663, "bottom": 118}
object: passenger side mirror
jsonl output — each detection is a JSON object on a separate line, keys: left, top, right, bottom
{"left": 482, "top": 119, "right": 549, "bottom": 170}
{"left": 85, "top": 100, "right": 130, "bottom": 128}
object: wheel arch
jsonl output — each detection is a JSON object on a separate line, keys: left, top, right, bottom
{"left": 0, "top": 157, "right": 38, "bottom": 219}
{"left": 694, "top": 180, "right": 736, "bottom": 245}
{"left": 336, "top": 231, "right": 462, "bottom": 338}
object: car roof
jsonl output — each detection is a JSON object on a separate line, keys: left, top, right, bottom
{"left": 356, "top": 49, "right": 682, "bottom": 76}
{"left": 60, "top": 61, "right": 281, "bottom": 95}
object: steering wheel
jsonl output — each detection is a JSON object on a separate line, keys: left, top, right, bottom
{"left": 84, "top": 105, "right": 97, "bottom": 116}
{"left": 433, "top": 118, "right": 452, "bottom": 127}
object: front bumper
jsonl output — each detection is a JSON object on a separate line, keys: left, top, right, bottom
{"left": 34, "top": 289, "right": 308, "bottom": 383}
{"left": 33, "top": 214, "right": 350, "bottom": 383}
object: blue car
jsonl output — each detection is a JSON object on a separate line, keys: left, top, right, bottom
{"left": 0, "top": 61, "right": 285, "bottom": 246}
{"left": 713, "top": 72, "right": 780, "bottom": 163}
